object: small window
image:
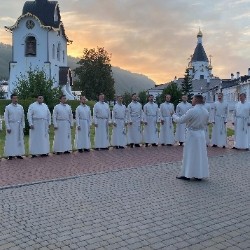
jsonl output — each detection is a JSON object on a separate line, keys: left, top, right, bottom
{"left": 63, "top": 50, "right": 65, "bottom": 63}
{"left": 200, "top": 75, "right": 204, "bottom": 79}
{"left": 57, "top": 43, "right": 61, "bottom": 61}
{"left": 25, "top": 36, "right": 36, "bottom": 56}
{"left": 52, "top": 44, "right": 55, "bottom": 59}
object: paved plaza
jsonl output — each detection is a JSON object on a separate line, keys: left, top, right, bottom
{"left": 0, "top": 146, "right": 249, "bottom": 250}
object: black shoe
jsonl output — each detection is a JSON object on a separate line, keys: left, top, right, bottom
{"left": 16, "top": 156, "right": 23, "bottom": 159}
{"left": 41, "top": 154, "right": 48, "bottom": 157}
{"left": 194, "top": 178, "right": 202, "bottom": 181}
{"left": 84, "top": 149, "right": 90, "bottom": 152}
{"left": 135, "top": 144, "right": 140, "bottom": 147}
{"left": 56, "top": 152, "right": 62, "bottom": 155}
{"left": 115, "top": 146, "right": 119, "bottom": 149}
{"left": 64, "top": 151, "right": 71, "bottom": 154}
{"left": 212, "top": 144, "right": 217, "bottom": 147}
{"left": 176, "top": 176, "right": 190, "bottom": 180}
{"left": 161, "top": 143, "right": 165, "bottom": 146}
{"left": 7, "top": 156, "right": 13, "bottom": 160}
{"left": 78, "top": 149, "right": 83, "bottom": 153}
{"left": 119, "top": 146, "right": 125, "bottom": 149}
{"left": 222, "top": 146, "right": 226, "bottom": 148}
{"left": 179, "top": 142, "right": 183, "bottom": 146}
{"left": 130, "top": 143, "right": 134, "bottom": 148}
{"left": 31, "top": 155, "right": 37, "bottom": 158}
{"left": 152, "top": 143, "right": 158, "bottom": 147}
{"left": 167, "top": 144, "right": 173, "bottom": 146}
{"left": 232, "top": 147, "right": 237, "bottom": 150}
{"left": 145, "top": 143, "right": 149, "bottom": 147}
{"left": 95, "top": 148, "right": 101, "bottom": 151}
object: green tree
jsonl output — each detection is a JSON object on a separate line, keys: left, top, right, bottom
{"left": 122, "top": 91, "right": 132, "bottom": 106}
{"left": 160, "top": 82, "right": 182, "bottom": 107}
{"left": 74, "top": 47, "right": 115, "bottom": 101}
{"left": 0, "top": 85, "right": 5, "bottom": 99}
{"left": 138, "top": 91, "right": 148, "bottom": 106}
{"left": 181, "top": 68, "right": 193, "bottom": 102}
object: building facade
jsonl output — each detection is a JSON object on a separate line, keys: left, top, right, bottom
{"left": 5, "top": 0, "right": 75, "bottom": 99}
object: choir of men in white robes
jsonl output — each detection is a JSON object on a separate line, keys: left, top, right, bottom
{"left": 173, "top": 95, "right": 209, "bottom": 181}
{"left": 159, "top": 94, "right": 175, "bottom": 146}
{"left": 93, "top": 93, "right": 111, "bottom": 150}
{"left": 53, "top": 95, "right": 73, "bottom": 154}
{"left": 111, "top": 96, "right": 127, "bottom": 149}
{"left": 28, "top": 95, "right": 51, "bottom": 157}
{"left": 143, "top": 94, "right": 160, "bottom": 147}
{"left": 127, "top": 93, "right": 144, "bottom": 148}
{"left": 175, "top": 95, "right": 192, "bottom": 145}
{"left": 211, "top": 93, "right": 228, "bottom": 148}
{"left": 232, "top": 93, "right": 250, "bottom": 150}
{"left": 4, "top": 94, "right": 25, "bottom": 160}
{"left": 75, "top": 96, "right": 92, "bottom": 152}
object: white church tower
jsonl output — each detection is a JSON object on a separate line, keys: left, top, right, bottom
{"left": 5, "top": 0, "right": 75, "bottom": 99}
{"left": 188, "top": 29, "right": 213, "bottom": 81}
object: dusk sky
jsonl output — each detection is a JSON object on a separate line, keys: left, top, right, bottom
{"left": 0, "top": 0, "right": 250, "bottom": 84}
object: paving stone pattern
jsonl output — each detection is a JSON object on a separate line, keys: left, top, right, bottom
{"left": 0, "top": 151, "right": 249, "bottom": 249}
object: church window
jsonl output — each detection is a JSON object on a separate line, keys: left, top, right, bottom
{"left": 63, "top": 50, "right": 65, "bottom": 63}
{"left": 200, "top": 75, "right": 204, "bottom": 79}
{"left": 52, "top": 44, "right": 55, "bottom": 59}
{"left": 57, "top": 43, "right": 61, "bottom": 61}
{"left": 25, "top": 36, "right": 36, "bottom": 57}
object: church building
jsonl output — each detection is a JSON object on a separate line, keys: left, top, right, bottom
{"left": 5, "top": 0, "right": 75, "bottom": 99}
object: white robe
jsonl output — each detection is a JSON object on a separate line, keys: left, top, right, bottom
{"left": 75, "top": 104, "right": 92, "bottom": 149}
{"left": 28, "top": 102, "right": 51, "bottom": 155}
{"left": 143, "top": 102, "right": 160, "bottom": 144}
{"left": 204, "top": 103, "right": 212, "bottom": 145}
{"left": 173, "top": 104, "right": 209, "bottom": 178}
{"left": 211, "top": 101, "right": 228, "bottom": 147}
{"left": 53, "top": 103, "right": 73, "bottom": 152}
{"left": 175, "top": 102, "right": 192, "bottom": 142}
{"left": 4, "top": 103, "right": 25, "bottom": 157}
{"left": 233, "top": 101, "right": 250, "bottom": 149}
{"left": 111, "top": 103, "right": 127, "bottom": 147}
{"left": 127, "top": 101, "right": 143, "bottom": 144}
{"left": 93, "top": 101, "right": 111, "bottom": 148}
{"left": 159, "top": 102, "right": 175, "bottom": 145}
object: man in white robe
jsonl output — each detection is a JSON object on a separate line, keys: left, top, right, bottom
{"left": 93, "top": 93, "right": 111, "bottom": 150}
{"left": 111, "top": 95, "right": 127, "bottom": 149}
{"left": 232, "top": 93, "right": 250, "bottom": 150}
{"left": 203, "top": 97, "right": 212, "bottom": 146}
{"left": 173, "top": 94, "right": 209, "bottom": 181}
{"left": 75, "top": 96, "right": 92, "bottom": 152}
{"left": 211, "top": 93, "right": 228, "bottom": 148}
{"left": 4, "top": 94, "right": 25, "bottom": 160}
{"left": 159, "top": 94, "right": 175, "bottom": 146}
{"left": 175, "top": 95, "right": 192, "bottom": 145}
{"left": 28, "top": 95, "right": 51, "bottom": 157}
{"left": 127, "top": 93, "right": 144, "bottom": 148}
{"left": 143, "top": 94, "right": 160, "bottom": 147}
{"left": 53, "top": 95, "right": 73, "bottom": 154}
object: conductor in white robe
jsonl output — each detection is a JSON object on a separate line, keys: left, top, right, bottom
{"left": 28, "top": 95, "right": 51, "bottom": 157}
{"left": 93, "top": 93, "right": 111, "bottom": 150}
{"left": 143, "top": 94, "right": 160, "bottom": 147}
{"left": 175, "top": 95, "right": 192, "bottom": 145}
{"left": 4, "top": 94, "right": 25, "bottom": 160}
{"left": 111, "top": 95, "right": 127, "bottom": 149}
{"left": 159, "top": 94, "right": 175, "bottom": 146}
{"left": 232, "top": 93, "right": 250, "bottom": 150}
{"left": 211, "top": 93, "right": 228, "bottom": 148}
{"left": 127, "top": 93, "right": 144, "bottom": 148}
{"left": 53, "top": 95, "right": 73, "bottom": 154}
{"left": 75, "top": 96, "right": 92, "bottom": 152}
{"left": 173, "top": 94, "right": 209, "bottom": 181}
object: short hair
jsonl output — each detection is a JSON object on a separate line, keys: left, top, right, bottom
{"left": 239, "top": 93, "right": 246, "bottom": 98}
{"left": 165, "top": 94, "right": 171, "bottom": 97}
{"left": 36, "top": 94, "right": 44, "bottom": 98}
{"left": 148, "top": 94, "right": 154, "bottom": 98}
{"left": 59, "top": 94, "right": 66, "bottom": 99}
{"left": 193, "top": 94, "right": 204, "bottom": 104}
{"left": 10, "top": 93, "right": 17, "bottom": 99}
{"left": 131, "top": 93, "right": 137, "bottom": 97}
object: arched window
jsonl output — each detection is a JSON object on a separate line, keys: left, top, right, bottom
{"left": 25, "top": 36, "right": 36, "bottom": 56}
{"left": 52, "top": 44, "right": 55, "bottom": 59}
{"left": 57, "top": 43, "right": 61, "bottom": 61}
{"left": 63, "top": 50, "right": 65, "bottom": 63}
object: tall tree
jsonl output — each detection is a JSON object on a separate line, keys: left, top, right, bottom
{"left": 138, "top": 91, "right": 148, "bottom": 106}
{"left": 74, "top": 47, "right": 115, "bottom": 101}
{"left": 181, "top": 68, "right": 193, "bottom": 102}
{"left": 159, "top": 82, "right": 182, "bottom": 107}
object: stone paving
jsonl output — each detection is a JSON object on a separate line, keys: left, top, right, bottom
{"left": 0, "top": 145, "right": 249, "bottom": 249}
